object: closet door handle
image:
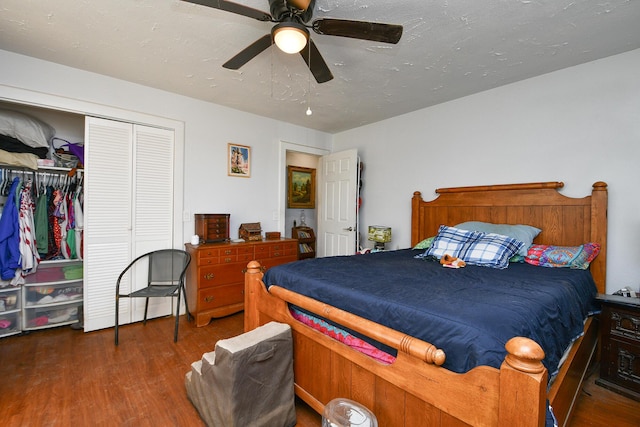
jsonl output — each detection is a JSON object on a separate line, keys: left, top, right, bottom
{"left": 343, "top": 227, "right": 353, "bottom": 231}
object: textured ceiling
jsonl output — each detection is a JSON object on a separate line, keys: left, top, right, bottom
{"left": 1, "top": 0, "right": 639, "bottom": 134}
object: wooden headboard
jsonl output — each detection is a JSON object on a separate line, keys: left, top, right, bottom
{"left": 411, "top": 181, "right": 608, "bottom": 293}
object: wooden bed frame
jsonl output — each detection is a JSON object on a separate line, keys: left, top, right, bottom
{"left": 244, "top": 181, "right": 607, "bottom": 427}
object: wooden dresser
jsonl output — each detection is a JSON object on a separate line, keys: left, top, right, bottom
{"left": 185, "top": 239, "right": 297, "bottom": 327}
{"left": 595, "top": 293, "right": 640, "bottom": 401}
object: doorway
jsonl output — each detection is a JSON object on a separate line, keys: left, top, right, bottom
{"left": 279, "top": 141, "right": 328, "bottom": 238}
{"left": 279, "top": 142, "right": 360, "bottom": 257}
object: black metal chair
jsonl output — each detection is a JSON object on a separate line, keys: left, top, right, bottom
{"left": 115, "top": 249, "right": 191, "bottom": 345}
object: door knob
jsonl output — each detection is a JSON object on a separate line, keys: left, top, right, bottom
{"left": 343, "top": 227, "right": 354, "bottom": 231}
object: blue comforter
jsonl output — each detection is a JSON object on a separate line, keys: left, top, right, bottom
{"left": 263, "top": 249, "right": 599, "bottom": 375}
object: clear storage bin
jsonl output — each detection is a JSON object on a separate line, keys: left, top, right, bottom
{"left": 0, "top": 286, "right": 20, "bottom": 312}
{"left": 23, "top": 282, "right": 83, "bottom": 307}
{"left": 24, "top": 301, "right": 81, "bottom": 330}
{"left": 0, "top": 310, "right": 21, "bottom": 338}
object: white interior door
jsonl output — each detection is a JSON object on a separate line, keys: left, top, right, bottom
{"left": 317, "top": 149, "right": 359, "bottom": 257}
{"left": 130, "top": 124, "right": 175, "bottom": 320}
{"left": 84, "top": 117, "right": 133, "bottom": 332}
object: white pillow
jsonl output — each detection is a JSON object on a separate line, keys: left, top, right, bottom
{"left": 0, "top": 109, "right": 55, "bottom": 148}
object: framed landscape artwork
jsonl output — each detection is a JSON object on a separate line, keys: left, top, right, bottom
{"left": 228, "top": 143, "right": 251, "bottom": 177}
{"left": 287, "top": 166, "right": 316, "bottom": 209}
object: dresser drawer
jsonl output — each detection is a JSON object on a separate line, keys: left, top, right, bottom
{"left": 608, "top": 306, "right": 640, "bottom": 343}
{"left": 269, "top": 242, "right": 297, "bottom": 258}
{"left": 259, "top": 255, "right": 298, "bottom": 270}
{"left": 198, "top": 283, "right": 244, "bottom": 310}
{"left": 198, "top": 263, "right": 245, "bottom": 287}
{"left": 254, "top": 244, "right": 270, "bottom": 257}
{"left": 601, "top": 337, "right": 640, "bottom": 395}
{"left": 197, "top": 248, "right": 220, "bottom": 265}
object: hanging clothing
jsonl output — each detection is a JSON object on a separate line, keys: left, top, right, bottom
{"left": 0, "top": 178, "right": 21, "bottom": 281}
{"left": 44, "top": 186, "right": 62, "bottom": 260}
{"left": 18, "top": 179, "right": 40, "bottom": 274}
{"left": 65, "top": 191, "right": 76, "bottom": 259}
{"left": 34, "top": 190, "right": 48, "bottom": 255}
{"left": 74, "top": 188, "right": 84, "bottom": 260}
{"left": 58, "top": 188, "right": 70, "bottom": 260}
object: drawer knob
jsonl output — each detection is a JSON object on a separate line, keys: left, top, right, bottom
{"left": 204, "top": 296, "right": 215, "bottom": 303}
{"left": 224, "top": 257, "right": 232, "bottom": 263}
{"left": 224, "top": 249, "right": 232, "bottom": 255}
{"left": 203, "top": 273, "right": 215, "bottom": 280}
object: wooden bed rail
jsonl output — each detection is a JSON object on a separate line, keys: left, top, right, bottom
{"left": 268, "top": 283, "right": 446, "bottom": 366}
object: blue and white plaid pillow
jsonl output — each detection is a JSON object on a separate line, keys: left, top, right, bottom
{"left": 424, "top": 225, "right": 524, "bottom": 269}
{"left": 424, "top": 225, "right": 482, "bottom": 259}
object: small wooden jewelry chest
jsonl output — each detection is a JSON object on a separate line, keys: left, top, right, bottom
{"left": 195, "top": 214, "right": 230, "bottom": 243}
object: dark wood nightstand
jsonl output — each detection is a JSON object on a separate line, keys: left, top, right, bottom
{"left": 595, "top": 293, "right": 640, "bottom": 401}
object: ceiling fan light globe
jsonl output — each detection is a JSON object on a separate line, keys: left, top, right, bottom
{"left": 273, "top": 23, "right": 309, "bottom": 54}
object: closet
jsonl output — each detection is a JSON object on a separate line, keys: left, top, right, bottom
{"left": 0, "top": 99, "right": 180, "bottom": 335}
{"left": 0, "top": 166, "right": 84, "bottom": 334}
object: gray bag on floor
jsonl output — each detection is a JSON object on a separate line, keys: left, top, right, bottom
{"left": 185, "top": 321, "right": 296, "bottom": 427}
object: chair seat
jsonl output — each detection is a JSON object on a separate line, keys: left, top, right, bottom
{"left": 125, "top": 285, "right": 180, "bottom": 299}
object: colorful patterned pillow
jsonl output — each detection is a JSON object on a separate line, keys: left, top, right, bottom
{"left": 413, "top": 236, "right": 435, "bottom": 250}
{"left": 525, "top": 243, "right": 600, "bottom": 269}
{"left": 425, "top": 225, "right": 524, "bottom": 269}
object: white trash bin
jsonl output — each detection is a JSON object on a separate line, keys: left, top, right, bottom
{"left": 322, "top": 398, "right": 378, "bottom": 427}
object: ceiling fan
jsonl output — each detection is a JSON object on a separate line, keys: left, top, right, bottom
{"left": 182, "top": 0, "right": 403, "bottom": 83}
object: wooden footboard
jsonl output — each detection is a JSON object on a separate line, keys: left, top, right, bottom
{"left": 245, "top": 262, "right": 552, "bottom": 427}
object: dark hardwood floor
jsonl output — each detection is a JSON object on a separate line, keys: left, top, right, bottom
{"left": 0, "top": 313, "right": 637, "bottom": 426}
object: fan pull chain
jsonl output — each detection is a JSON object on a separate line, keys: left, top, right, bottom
{"left": 270, "top": 39, "right": 274, "bottom": 100}
{"left": 306, "top": 41, "right": 312, "bottom": 116}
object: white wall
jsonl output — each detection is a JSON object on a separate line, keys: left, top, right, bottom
{"left": 0, "top": 49, "right": 332, "bottom": 244}
{"left": 334, "top": 49, "right": 640, "bottom": 294}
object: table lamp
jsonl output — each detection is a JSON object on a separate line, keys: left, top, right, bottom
{"left": 368, "top": 225, "right": 392, "bottom": 251}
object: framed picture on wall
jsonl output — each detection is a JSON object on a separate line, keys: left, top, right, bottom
{"left": 287, "top": 166, "right": 316, "bottom": 208}
{"left": 228, "top": 143, "right": 251, "bottom": 177}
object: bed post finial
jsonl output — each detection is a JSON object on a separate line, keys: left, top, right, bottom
{"left": 504, "top": 337, "right": 545, "bottom": 373}
{"left": 592, "top": 181, "right": 607, "bottom": 191}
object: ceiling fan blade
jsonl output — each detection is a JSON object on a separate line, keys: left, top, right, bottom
{"left": 182, "top": 0, "right": 272, "bottom": 22}
{"left": 299, "top": 39, "right": 333, "bottom": 84}
{"left": 223, "top": 34, "right": 272, "bottom": 70}
{"left": 312, "top": 18, "right": 403, "bottom": 44}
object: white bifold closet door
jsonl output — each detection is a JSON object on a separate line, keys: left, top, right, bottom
{"left": 83, "top": 117, "right": 175, "bottom": 332}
